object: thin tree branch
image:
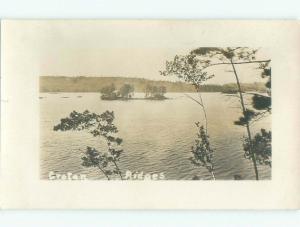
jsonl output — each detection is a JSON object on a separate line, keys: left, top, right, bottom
{"left": 112, "top": 159, "right": 123, "bottom": 180}
{"left": 197, "top": 92, "right": 208, "bottom": 135}
{"left": 250, "top": 110, "right": 271, "bottom": 125}
{"left": 230, "top": 58, "right": 259, "bottom": 180}
{"left": 186, "top": 87, "right": 215, "bottom": 180}
{"left": 97, "top": 165, "right": 110, "bottom": 180}
{"left": 204, "top": 60, "right": 271, "bottom": 68}
{"left": 184, "top": 93, "right": 203, "bottom": 107}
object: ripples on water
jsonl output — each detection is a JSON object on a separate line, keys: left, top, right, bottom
{"left": 40, "top": 92, "right": 271, "bottom": 180}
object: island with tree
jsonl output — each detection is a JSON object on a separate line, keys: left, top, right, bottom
{"left": 100, "top": 83, "right": 135, "bottom": 100}
{"left": 145, "top": 85, "right": 167, "bottom": 100}
{"left": 100, "top": 83, "right": 167, "bottom": 100}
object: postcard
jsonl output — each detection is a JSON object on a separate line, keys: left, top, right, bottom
{"left": 1, "top": 20, "right": 300, "bottom": 209}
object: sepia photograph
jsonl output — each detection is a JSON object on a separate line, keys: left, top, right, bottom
{"left": 0, "top": 0, "right": 300, "bottom": 219}
{"left": 2, "top": 19, "right": 300, "bottom": 210}
{"left": 38, "top": 21, "right": 272, "bottom": 181}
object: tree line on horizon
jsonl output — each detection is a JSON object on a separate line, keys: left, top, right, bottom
{"left": 40, "top": 76, "right": 267, "bottom": 93}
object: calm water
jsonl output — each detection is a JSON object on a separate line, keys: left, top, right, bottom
{"left": 40, "top": 92, "right": 271, "bottom": 180}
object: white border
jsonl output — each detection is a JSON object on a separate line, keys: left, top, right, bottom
{"left": 1, "top": 0, "right": 300, "bottom": 226}
{"left": 1, "top": 20, "right": 300, "bottom": 210}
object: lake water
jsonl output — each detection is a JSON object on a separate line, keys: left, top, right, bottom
{"left": 40, "top": 92, "right": 271, "bottom": 180}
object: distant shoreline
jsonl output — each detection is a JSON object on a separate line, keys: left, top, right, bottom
{"left": 40, "top": 76, "right": 267, "bottom": 93}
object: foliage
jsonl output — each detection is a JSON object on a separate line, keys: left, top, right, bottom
{"left": 188, "top": 47, "right": 272, "bottom": 179}
{"left": 100, "top": 83, "right": 118, "bottom": 100}
{"left": 252, "top": 95, "right": 271, "bottom": 110}
{"left": 191, "top": 47, "right": 271, "bottom": 125}
{"left": 54, "top": 110, "right": 124, "bottom": 180}
{"left": 119, "top": 83, "right": 134, "bottom": 99}
{"left": 190, "top": 123, "right": 214, "bottom": 178}
{"left": 243, "top": 129, "right": 272, "bottom": 167}
{"left": 100, "top": 83, "right": 135, "bottom": 100}
{"left": 160, "top": 54, "right": 214, "bottom": 89}
{"left": 249, "top": 62, "right": 272, "bottom": 167}
{"left": 191, "top": 47, "right": 259, "bottom": 63}
{"left": 234, "top": 109, "right": 257, "bottom": 126}
{"left": 145, "top": 84, "right": 167, "bottom": 99}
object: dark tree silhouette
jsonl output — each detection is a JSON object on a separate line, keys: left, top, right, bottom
{"left": 161, "top": 47, "right": 271, "bottom": 180}
{"left": 119, "top": 84, "right": 134, "bottom": 99}
{"left": 243, "top": 129, "right": 271, "bottom": 167}
{"left": 189, "top": 47, "right": 271, "bottom": 180}
{"left": 54, "top": 110, "right": 124, "bottom": 180}
{"left": 100, "top": 83, "right": 118, "bottom": 100}
{"left": 243, "top": 61, "right": 272, "bottom": 169}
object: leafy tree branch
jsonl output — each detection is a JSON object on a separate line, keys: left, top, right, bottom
{"left": 160, "top": 54, "right": 216, "bottom": 179}
{"left": 54, "top": 110, "right": 124, "bottom": 180}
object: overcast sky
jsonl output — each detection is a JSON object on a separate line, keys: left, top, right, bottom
{"left": 23, "top": 20, "right": 270, "bottom": 84}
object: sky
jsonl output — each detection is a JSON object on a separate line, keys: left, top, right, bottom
{"left": 24, "top": 20, "right": 270, "bottom": 84}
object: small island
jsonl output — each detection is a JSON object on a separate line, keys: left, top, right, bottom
{"left": 144, "top": 84, "right": 167, "bottom": 100}
{"left": 100, "top": 83, "right": 167, "bottom": 100}
{"left": 100, "top": 83, "right": 134, "bottom": 100}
